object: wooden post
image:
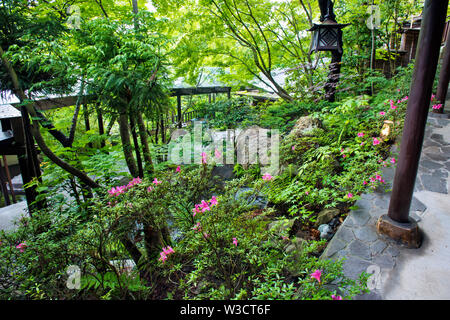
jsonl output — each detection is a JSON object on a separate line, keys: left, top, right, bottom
{"left": 377, "top": 0, "right": 449, "bottom": 248}
{"left": 434, "top": 32, "right": 450, "bottom": 113}
{"left": 177, "top": 95, "right": 182, "bottom": 128}
{"left": 0, "top": 164, "right": 11, "bottom": 206}
{"left": 1, "top": 155, "right": 16, "bottom": 203}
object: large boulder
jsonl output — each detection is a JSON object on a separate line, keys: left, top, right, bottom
{"left": 267, "top": 218, "right": 296, "bottom": 234}
{"left": 314, "top": 208, "right": 340, "bottom": 227}
{"left": 289, "top": 116, "right": 322, "bottom": 138}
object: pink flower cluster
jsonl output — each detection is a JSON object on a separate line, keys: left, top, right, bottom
{"left": 232, "top": 237, "right": 238, "bottom": 247}
{"left": 432, "top": 104, "right": 442, "bottom": 110}
{"left": 108, "top": 177, "right": 142, "bottom": 197}
{"left": 262, "top": 173, "right": 273, "bottom": 181}
{"left": 397, "top": 96, "right": 408, "bottom": 104}
{"left": 16, "top": 242, "right": 27, "bottom": 253}
{"left": 373, "top": 137, "right": 381, "bottom": 146}
{"left": 201, "top": 152, "right": 207, "bottom": 164}
{"left": 389, "top": 100, "right": 397, "bottom": 110}
{"left": 159, "top": 246, "right": 175, "bottom": 263}
{"left": 192, "top": 196, "right": 218, "bottom": 216}
{"left": 367, "top": 173, "right": 385, "bottom": 186}
{"left": 310, "top": 269, "right": 322, "bottom": 283}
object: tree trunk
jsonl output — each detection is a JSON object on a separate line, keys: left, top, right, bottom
{"left": 129, "top": 114, "right": 144, "bottom": 178}
{"left": 118, "top": 112, "right": 139, "bottom": 178}
{"left": 136, "top": 112, "right": 154, "bottom": 174}
{"left": 0, "top": 46, "right": 100, "bottom": 190}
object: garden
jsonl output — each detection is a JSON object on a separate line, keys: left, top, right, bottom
{"left": 0, "top": 0, "right": 445, "bottom": 301}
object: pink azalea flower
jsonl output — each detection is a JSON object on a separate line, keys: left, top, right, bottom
{"left": 200, "top": 200, "right": 210, "bottom": 212}
{"left": 262, "top": 173, "right": 273, "bottom": 181}
{"left": 153, "top": 178, "right": 162, "bottom": 185}
{"left": 210, "top": 196, "right": 218, "bottom": 206}
{"left": 108, "top": 187, "right": 116, "bottom": 196}
{"left": 292, "top": 145, "right": 296, "bottom": 151}
{"left": 375, "top": 174, "right": 382, "bottom": 181}
{"left": 176, "top": 166, "right": 181, "bottom": 173}
{"left": 379, "top": 111, "right": 386, "bottom": 116}
{"left": 163, "top": 246, "right": 175, "bottom": 255}
{"left": 432, "top": 104, "right": 442, "bottom": 110}
{"left": 347, "top": 193, "right": 353, "bottom": 198}
{"left": 332, "top": 294, "right": 342, "bottom": 300}
{"left": 147, "top": 186, "right": 154, "bottom": 192}
{"left": 363, "top": 181, "right": 368, "bottom": 185}
{"left": 357, "top": 132, "right": 364, "bottom": 137}
{"left": 192, "top": 204, "right": 201, "bottom": 216}
{"left": 431, "top": 94, "right": 436, "bottom": 101}
{"left": 342, "top": 154, "right": 346, "bottom": 158}
{"left": 310, "top": 269, "right": 322, "bottom": 283}
{"left": 373, "top": 138, "right": 380, "bottom": 146}
{"left": 389, "top": 99, "right": 397, "bottom": 110}
{"left": 201, "top": 152, "right": 207, "bottom": 164}
{"left": 158, "top": 252, "right": 167, "bottom": 262}
{"left": 16, "top": 242, "right": 27, "bottom": 253}
{"left": 232, "top": 237, "right": 238, "bottom": 247}
{"left": 390, "top": 158, "right": 396, "bottom": 164}
{"left": 305, "top": 191, "right": 309, "bottom": 195}
{"left": 159, "top": 246, "right": 175, "bottom": 263}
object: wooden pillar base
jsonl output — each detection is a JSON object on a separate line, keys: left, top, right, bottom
{"left": 377, "top": 214, "right": 421, "bottom": 248}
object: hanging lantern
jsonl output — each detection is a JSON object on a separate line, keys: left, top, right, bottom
{"left": 308, "top": 21, "right": 350, "bottom": 54}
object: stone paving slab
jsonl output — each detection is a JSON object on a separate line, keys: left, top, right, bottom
{"left": 321, "top": 112, "right": 450, "bottom": 300}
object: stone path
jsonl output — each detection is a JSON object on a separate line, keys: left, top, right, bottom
{"left": 321, "top": 111, "right": 450, "bottom": 300}
{"left": 0, "top": 201, "right": 28, "bottom": 232}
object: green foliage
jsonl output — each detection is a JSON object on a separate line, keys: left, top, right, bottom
{"left": 0, "top": 0, "right": 424, "bottom": 302}
{"left": 196, "top": 97, "right": 254, "bottom": 130}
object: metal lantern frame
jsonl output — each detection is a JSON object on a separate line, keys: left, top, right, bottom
{"left": 308, "top": 21, "right": 350, "bottom": 54}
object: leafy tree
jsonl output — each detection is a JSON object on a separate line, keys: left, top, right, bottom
{"left": 154, "top": 0, "right": 321, "bottom": 100}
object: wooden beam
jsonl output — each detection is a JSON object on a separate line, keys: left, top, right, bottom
{"left": 10, "top": 95, "right": 96, "bottom": 111}
{"left": 170, "top": 86, "right": 232, "bottom": 97}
